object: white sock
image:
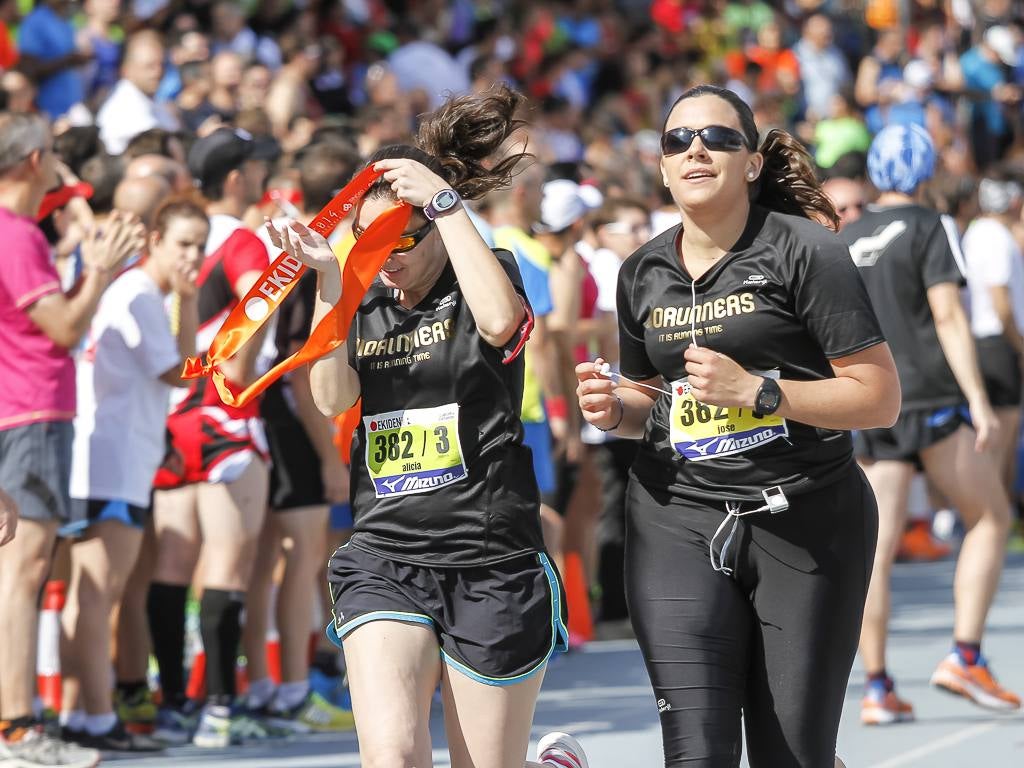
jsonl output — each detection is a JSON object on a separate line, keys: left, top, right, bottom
{"left": 59, "top": 710, "right": 86, "bottom": 730}
{"left": 84, "top": 712, "right": 118, "bottom": 736}
{"left": 275, "top": 680, "right": 309, "bottom": 711}
{"left": 246, "top": 677, "right": 277, "bottom": 710}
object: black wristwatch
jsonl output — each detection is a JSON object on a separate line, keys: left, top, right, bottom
{"left": 753, "top": 377, "right": 782, "bottom": 417}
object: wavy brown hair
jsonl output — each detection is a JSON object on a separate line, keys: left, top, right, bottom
{"left": 664, "top": 85, "right": 839, "bottom": 231}
{"left": 365, "top": 84, "right": 530, "bottom": 203}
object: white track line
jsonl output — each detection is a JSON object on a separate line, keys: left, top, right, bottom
{"left": 867, "top": 722, "right": 1000, "bottom": 768}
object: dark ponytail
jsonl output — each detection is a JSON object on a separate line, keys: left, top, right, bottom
{"left": 664, "top": 85, "right": 839, "bottom": 231}
{"left": 365, "top": 84, "right": 530, "bottom": 203}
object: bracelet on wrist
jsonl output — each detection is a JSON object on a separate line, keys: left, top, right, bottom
{"left": 597, "top": 393, "right": 624, "bottom": 432}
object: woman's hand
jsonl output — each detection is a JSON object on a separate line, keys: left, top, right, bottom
{"left": 967, "top": 397, "right": 1000, "bottom": 453}
{"left": 373, "top": 158, "right": 449, "bottom": 208}
{"left": 265, "top": 219, "right": 339, "bottom": 274}
{"left": 79, "top": 212, "right": 146, "bottom": 274}
{"left": 170, "top": 259, "right": 200, "bottom": 299}
{"left": 683, "top": 346, "right": 761, "bottom": 408}
{"left": 576, "top": 357, "right": 621, "bottom": 430}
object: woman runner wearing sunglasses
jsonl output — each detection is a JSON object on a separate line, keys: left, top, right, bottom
{"left": 575, "top": 84, "right": 900, "bottom": 767}
{"left": 266, "top": 86, "right": 588, "bottom": 768}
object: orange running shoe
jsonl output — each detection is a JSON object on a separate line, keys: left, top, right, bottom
{"left": 861, "top": 682, "right": 915, "bottom": 725}
{"left": 930, "top": 654, "right": 1022, "bottom": 711}
{"left": 896, "top": 520, "right": 951, "bottom": 562}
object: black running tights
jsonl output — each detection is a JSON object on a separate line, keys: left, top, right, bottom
{"left": 625, "top": 467, "right": 877, "bottom": 768}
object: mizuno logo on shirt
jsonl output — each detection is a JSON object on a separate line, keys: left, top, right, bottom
{"left": 848, "top": 221, "right": 908, "bottom": 267}
{"left": 743, "top": 274, "right": 768, "bottom": 286}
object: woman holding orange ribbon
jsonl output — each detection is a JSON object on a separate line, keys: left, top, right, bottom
{"left": 266, "top": 86, "right": 589, "bottom": 768}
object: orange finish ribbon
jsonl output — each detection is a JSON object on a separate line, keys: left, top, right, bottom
{"left": 181, "top": 165, "right": 412, "bottom": 407}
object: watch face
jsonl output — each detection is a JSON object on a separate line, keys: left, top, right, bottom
{"left": 757, "top": 378, "right": 781, "bottom": 414}
{"left": 435, "top": 190, "right": 458, "bottom": 210}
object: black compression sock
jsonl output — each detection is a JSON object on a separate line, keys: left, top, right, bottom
{"left": 116, "top": 679, "right": 149, "bottom": 699}
{"left": 147, "top": 582, "right": 188, "bottom": 703}
{"left": 200, "top": 589, "right": 245, "bottom": 700}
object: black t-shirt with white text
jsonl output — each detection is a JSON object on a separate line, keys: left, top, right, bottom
{"left": 839, "top": 204, "right": 965, "bottom": 410}
{"left": 617, "top": 206, "right": 885, "bottom": 502}
{"left": 346, "top": 248, "right": 543, "bottom": 566}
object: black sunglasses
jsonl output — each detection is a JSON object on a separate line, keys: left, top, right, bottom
{"left": 661, "top": 125, "right": 751, "bottom": 156}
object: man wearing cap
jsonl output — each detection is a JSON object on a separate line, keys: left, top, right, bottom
{"left": 532, "top": 178, "right": 600, "bottom": 641}
{"left": 840, "top": 124, "right": 1021, "bottom": 725}
{"left": 481, "top": 163, "right": 568, "bottom": 574}
{"left": 961, "top": 25, "right": 1022, "bottom": 170}
{"left": 147, "top": 126, "right": 277, "bottom": 748}
{"left": 0, "top": 112, "right": 142, "bottom": 768}
{"left": 96, "top": 30, "right": 180, "bottom": 156}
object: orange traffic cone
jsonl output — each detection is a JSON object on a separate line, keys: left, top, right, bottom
{"left": 563, "top": 551, "right": 593, "bottom": 647}
{"left": 36, "top": 581, "right": 65, "bottom": 713}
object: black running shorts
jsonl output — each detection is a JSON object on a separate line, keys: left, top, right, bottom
{"left": 262, "top": 385, "right": 326, "bottom": 511}
{"left": 977, "top": 335, "right": 1023, "bottom": 408}
{"left": 854, "top": 404, "right": 969, "bottom": 465}
{"left": 326, "top": 544, "right": 568, "bottom": 686}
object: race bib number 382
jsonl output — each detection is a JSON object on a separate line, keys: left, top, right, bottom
{"left": 669, "top": 378, "right": 788, "bottom": 461}
{"left": 363, "top": 404, "right": 468, "bottom": 498}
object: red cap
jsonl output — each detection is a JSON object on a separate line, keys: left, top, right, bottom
{"left": 37, "top": 181, "right": 94, "bottom": 222}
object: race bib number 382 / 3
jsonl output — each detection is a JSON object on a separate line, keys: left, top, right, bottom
{"left": 363, "top": 404, "right": 468, "bottom": 498}
{"left": 669, "top": 378, "right": 788, "bottom": 461}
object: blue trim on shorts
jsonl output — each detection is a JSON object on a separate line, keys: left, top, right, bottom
{"left": 329, "top": 503, "right": 353, "bottom": 531}
{"left": 523, "top": 421, "right": 555, "bottom": 494}
{"left": 326, "top": 610, "right": 435, "bottom": 649}
{"left": 926, "top": 405, "right": 971, "bottom": 428}
{"left": 58, "top": 499, "right": 143, "bottom": 538}
{"left": 442, "top": 552, "right": 569, "bottom": 687}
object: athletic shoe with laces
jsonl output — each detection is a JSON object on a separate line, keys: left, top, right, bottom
{"left": 264, "top": 691, "right": 356, "bottom": 734}
{"left": 896, "top": 520, "right": 951, "bottom": 562}
{"left": 114, "top": 687, "right": 157, "bottom": 733}
{"left": 152, "top": 706, "right": 196, "bottom": 746}
{"left": 192, "top": 705, "right": 284, "bottom": 748}
{"left": 0, "top": 727, "right": 100, "bottom": 767}
{"left": 537, "top": 731, "right": 590, "bottom": 768}
{"left": 74, "top": 720, "right": 164, "bottom": 752}
{"left": 860, "top": 680, "right": 914, "bottom": 725}
{"left": 930, "top": 653, "right": 1022, "bottom": 711}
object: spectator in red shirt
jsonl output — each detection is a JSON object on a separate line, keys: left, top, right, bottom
{"left": 0, "top": 0, "right": 18, "bottom": 72}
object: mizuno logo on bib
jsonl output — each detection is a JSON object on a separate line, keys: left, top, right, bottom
{"left": 669, "top": 375, "right": 788, "bottom": 461}
{"left": 364, "top": 404, "right": 468, "bottom": 497}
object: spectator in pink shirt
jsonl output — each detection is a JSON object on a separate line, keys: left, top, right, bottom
{"left": 0, "top": 111, "right": 143, "bottom": 765}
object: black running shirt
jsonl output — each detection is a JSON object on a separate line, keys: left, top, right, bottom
{"left": 346, "top": 248, "right": 543, "bottom": 566}
{"left": 839, "top": 204, "right": 966, "bottom": 410}
{"left": 618, "top": 206, "right": 885, "bottom": 503}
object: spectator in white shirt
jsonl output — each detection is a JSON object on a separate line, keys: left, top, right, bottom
{"left": 97, "top": 30, "right": 180, "bottom": 155}
{"left": 61, "top": 196, "right": 206, "bottom": 750}
{"left": 963, "top": 176, "right": 1024, "bottom": 493}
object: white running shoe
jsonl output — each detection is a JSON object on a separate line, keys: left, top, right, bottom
{"left": 537, "top": 731, "right": 590, "bottom": 768}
